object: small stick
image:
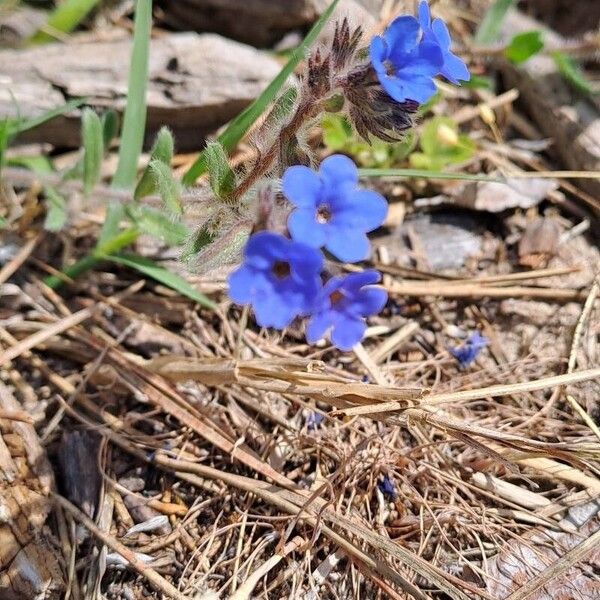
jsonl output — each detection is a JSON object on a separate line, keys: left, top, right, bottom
{"left": 0, "top": 409, "right": 34, "bottom": 424}
{"left": 564, "top": 280, "right": 600, "bottom": 442}
{"left": 54, "top": 493, "right": 188, "bottom": 600}
{"left": 0, "top": 235, "right": 40, "bottom": 285}
{"left": 229, "top": 536, "right": 306, "bottom": 600}
{"left": 335, "top": 367, "right": 600, "bottom": 416}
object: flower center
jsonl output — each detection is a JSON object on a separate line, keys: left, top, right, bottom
{"left": 272, "top": 260, "right": 291, "bottom": 279}
{"left": 329, "top": 290, "right": 344, "bottom": 304}
{"left": 383, "top": 60, "right": 396, "bottom": 77}
{"left": 316, "top": 204, "right": 332, "bottom": 224}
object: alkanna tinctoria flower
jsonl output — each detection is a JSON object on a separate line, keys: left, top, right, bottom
{"left": 283, "top": 155, "right": 387, "bottom": 263}
{"left": 418, "top": 1, "right": 470, "bottom": 84}
{"left": 369, "top": 1, "right": 468, "bottom": 104}
{"left": 306, "top": 270, "right": 387, "bottom": 351}
{"left": 228, "top": 231, "right": 323, "bottom": 329}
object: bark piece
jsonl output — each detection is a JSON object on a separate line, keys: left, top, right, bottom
{"left": 0, "top": 383, "right": 63, "bottom": 600}
{"left": 499, "top": 9, "right": 600, "bottom": 198}
{"left": 0, "top": 32, "right": 281, "bottom": 151}
{"left": 157, "top": 0, "right": 380, "bottom": 47}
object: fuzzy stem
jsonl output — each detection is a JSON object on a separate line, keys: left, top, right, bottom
{"left": 229, "top": 94, "right": 321, "bottom": 203}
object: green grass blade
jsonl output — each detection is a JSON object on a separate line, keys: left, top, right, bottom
{"left": 182, "top": 0, "right": 341, "bottom": 185}
{"left": 112, "top": 0, "right": 152, "bottom": 189}
{"left": 44, "top": 227, "right": 140, "bottom": 289}
{"left": 105, "top": 253, "right": 216, "bottom": 308}
{"left": 11, "top": 98, "right": 85, "bottom": 135}
{"left": 474, "top": 0, "right": 514, "bottom": 44}
{"left": 29, "top": 0, "right": 102, "bottom": 44}
{"left": 358, "top": 168, "right": 502, "bottom": 182}
{"left": 552, "top": 52, "right": 596, "bottom": 96}
{"left": 82, "top": 108, "right": 104, "bottom": 195}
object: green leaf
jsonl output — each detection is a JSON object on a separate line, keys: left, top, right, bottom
{"left": 105, "top": 253, "right": 215, "bottom": 308}
{"left": 134, "top": 126, "right": 175, "bottom": 200}
{"left": 552, "top": 52, "right": 596, "bottom": 96}
{"left": 29, "top": 0, "right": 102, "bottom": 44}
{"left": 8, "top": 98, "right": 85, "bottom": 136}
{"left": 126, "top": 204, "right": 188, "bottom": 245}
{"left": 81, "top": 108, "right": 104, "bottom": 195}
{"left": 112, "top": 0, "right": 152, "bottom": 189}
{"left": 475, "top": 0, "right": 514, "bottom": 44}
{"left": 98, "top": 202, "right": 125, "bottom": 248}
{"left": 150, "top": 159, "right": 183, "bottom": 216}
{"left": 504, "top": 31, "right": 543, "bottom": 64}
{"left": 322, "top": 114, "right": 353, "bottom": 151}
{"left": 101, "top": 109, "right": 120, "bottom": 149}
{"left": 0, "top": 216, "right": 6, "bottom": 229}
{"left": 44, "top": 188, "right": 68, "bottom": 231}
{"left": 182, "top": 0, "right": 341, "bottom": 185}
{"left": 461, "top": 75, "right": 494, "bottom": 90}
{"left": 205, "top": 141, "right": 236, "bottom": 200}
{"left": 415, "top": 116, "right": 475, "bottom": 170}
{"left": 358, "top": 168, "right": 500, "bottom": 182}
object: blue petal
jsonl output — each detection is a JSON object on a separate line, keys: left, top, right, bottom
{"left": 319, "top": 154, "right": 358, "bottom": 187}
{"left": 431, "top": 18, "right": 451, "bottom": 49}
{"left": 382, "top": 16, "right": 420, "bottom": 55}
{"left": 288, "top": 209, "right": 327, "bottom": 248}
{"left": 331, "top": 315, "right": 366, "bottom": 351}
{"left": 418, "top": 1, "right": 431, "bottom": 28}
{"left": 306, "top": 311, "right": 333, "bottom": 344}
{"left": 330, "top": 189, "right": 387, "bottom": 232}
{"left": 253, "top": 290, "right": 298, "bottom": 329}
{"left": 397, "top": 42, "right": 444, "bottom": 77}
{"left": 369, "top": 35, "right": 389, "bottom": 72}
{"left": 286, "top": 242, "right": 323, "bottom": 278}
{"left": 441, "top": 52, "right": 470, "bottom": 84}
{"left": 282, "top": 165, "right": 321, "bottom": 209}
{"left": 379, "top": 73, "right": 410, "bottom": 102}
{"left": 325, "top": 229, "right": 370, "bottom": 263}
{"left": 343, "top": 270, "right": 381, "bottom": 290}
{"left": 228, "top": 265, "right": 261, "bottom": 304}
{"left": 351, "top": 287, "right": 388, "bottom": 316}
{"left": 244, "top": 231, "right": 283, "bottom": 269}
{"left": 398, "top": 76, "right": 438, "bottom": 103}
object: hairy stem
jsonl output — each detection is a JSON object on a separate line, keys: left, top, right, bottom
{"left": 229, "top": 94, "right": 321, "bottom": 203}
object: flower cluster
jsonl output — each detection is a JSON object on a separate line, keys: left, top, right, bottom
{"left": 370, "top": 1, "right": 469, "bottom": 104}
{"left": 224, "top": 2, "right": 469, "bottom": 351}
{"left": 228, "top": 155, "right": 388, "bottom": 351}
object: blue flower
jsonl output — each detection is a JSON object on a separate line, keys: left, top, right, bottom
{"left": 418, "top": 1, "right": 470, "bottom": 84}
{"left": 306, "top": 411, "right": 325, "bottom": 430}
{"left": 306, "top": 270, "right": 387, "bottom": 351}
{"left": 228, "top": 231, "right": 323, "bottom": 329}
{"left": 449, "top": 331, "right": 488, "bottom": 368}
{"left": 282, "top": 155, "right": 387, "bottom": 263}
{"left": 378, "top": 475, "right": 397, "bottom": 499}
{"left": 369, "top": 15, "right": 443, "bottom": 103}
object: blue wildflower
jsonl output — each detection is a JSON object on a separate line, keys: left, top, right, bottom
{"left": 306, "top": 270, "right": 387, "bottom": 351}
{"left": 306, "top": 411, "right": 325, "bottom": 430}
{"left": 449, "top": 331, "right": 489, "bottom": 368}
{"left": 369, "top": 15, "right": 443, "bottom": 103}
{"left": 418, "top": 1, "right": 470, "bottom": 84}
{"left": 228, "top": 231, "right": 323, "bottom": 329}
{"left": 282, "top": 155, "right": 387, "bottom": 263}
{"left": 378, "top": 475, "right": 397, "bottom": 499}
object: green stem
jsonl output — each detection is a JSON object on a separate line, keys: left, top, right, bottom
{"left": 45, "top": 228, "right": 140, "bottom": 289}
